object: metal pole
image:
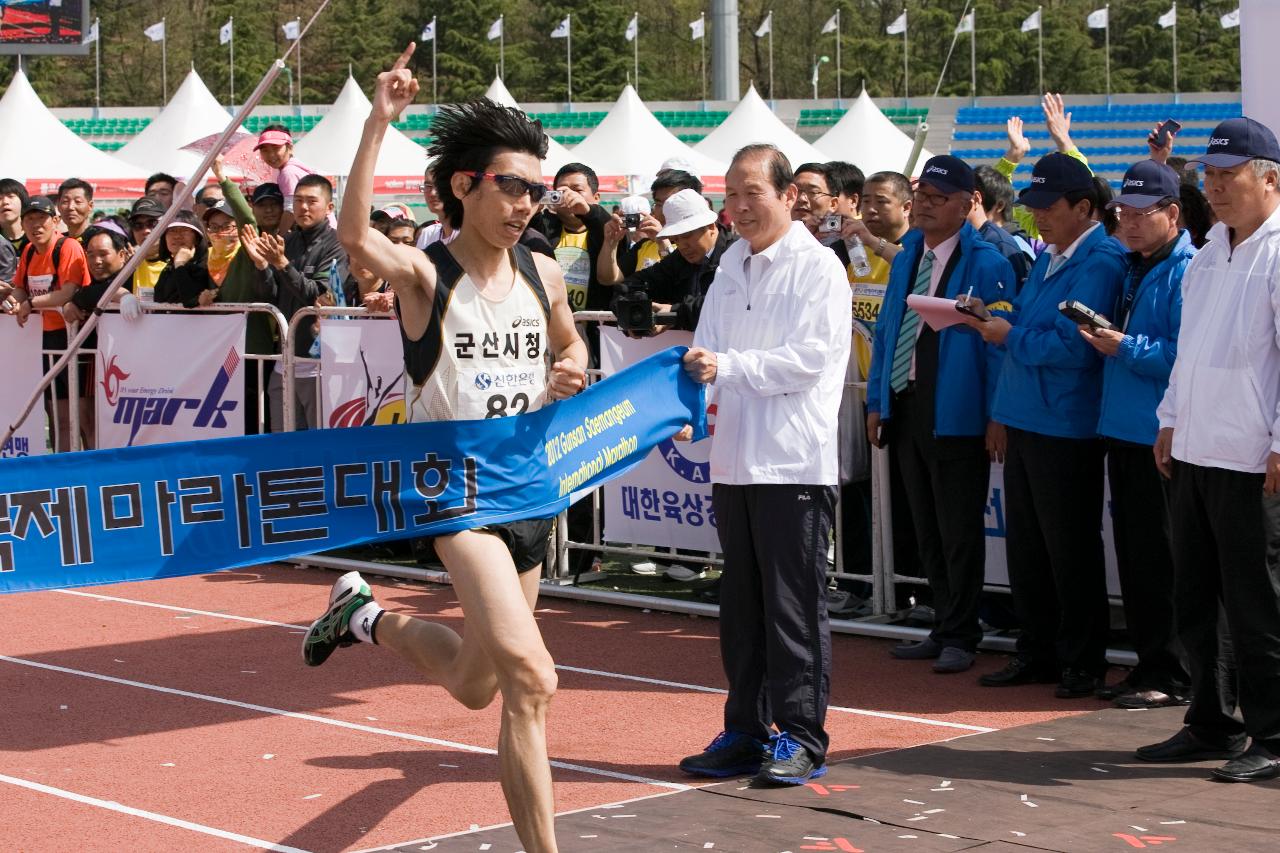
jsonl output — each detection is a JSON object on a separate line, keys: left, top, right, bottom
{"left": 296, "top": 18, "right": 303, "bottom": 107}
{"left": 835, "top": 8, "right": 842, "bottom": 104}
{"left": 229, "top": 17, "right": 235, "bottom": 106}
{"left": 500, "top": 15, "right": 505, "bottom": 80}
{"left": 432, "top": 16, "right": 437, "bottom": 105}
{"left": 768, "top": 18, "right": 774, "bottom": 104}
{"left": 970, "top": 9, "right": 976, "bottom": 103}
{"left": 161, "top": 19, "right": 167, "bottom": 103}
{"left": 700, "top": 13, "right": 706, "bottom": 104}
{"left": 94, "top": 17, "right": 100, "bottom": 112}
{"left": 1104, "top": 5, "right": 1111, "bottom": 104}
{"left": 1172, "top": 4, "right": 1179, "bottom": 97}
{"left": 633, "top": 13, "right": 639, "bottom": 97}
{"left": 567, "top": 14, "right": 573, "bottom": 107}
{"left": 904, "top": 14, "right": 910, "bottom": 105}
{"left": 1037, "top": 6, "right": 1043, "bottom": 95}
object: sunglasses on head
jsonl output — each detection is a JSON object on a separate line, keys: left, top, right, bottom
{"left": 467, "top": 171, "right": 547, "bottom": 203}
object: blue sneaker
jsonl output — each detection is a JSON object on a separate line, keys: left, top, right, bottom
{"left": 678, "top": 731, "right": 768, "bottom": 778}
{"left": 754, "top": 732, "right": 827, "bottom": 786}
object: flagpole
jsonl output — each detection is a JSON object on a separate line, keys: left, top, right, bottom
{"left": 500, "top": 15, "right": 505, "bottom": 79}
{"left": 94, "top": 17, "right": 100, "bottom": 114}
{"left": 835, "top": 9, "right": 842, "bottom": 105}
{"left": 970, "top": 10, "right": 976, "bottom": 104}
{"left": 700, "top": 12, "right": 706, "bottom": 105}
{"left": 904, "top": 14, "right": 910, "bottom": 106}
{"left": 768, "top": 15, "right": 774, "bottom": 105}
{"left": 633, "top": 14, "right": 639, "bottom": 97}
{"left": 296, "top": 18, "right": 303, "bottom": 108}
{"left": 567, "top": 15, "right": 573, "bottom": 109}
{"left": 229, "top": 18, "right": 235, "bottom": 107}
{"left": 1104, "top": 4, "right": 1111, "bottom": 105}
{"left": 1037, "top": 6, "right": 1043, "bottom": 95}
{"left": 161, "top": 18, "right": 167, "bottom": 103}
{"left": 432, "top": 16, "right": 438, "bottom": 106}
{"left": 1172, "top": 2, "right": 1179, "bottom": 99}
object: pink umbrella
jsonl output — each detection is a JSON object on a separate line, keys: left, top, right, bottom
{"left": 180, "top": 131, "right": 276, "bottom": 186}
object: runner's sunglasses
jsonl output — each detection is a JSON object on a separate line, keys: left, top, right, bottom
{"left": 467, "top": 172, "right": 548, "bottom": 203}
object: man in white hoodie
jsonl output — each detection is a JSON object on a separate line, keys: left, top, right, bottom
{"left": 1140, "top": 117, "right": 1280, "bottom": 783}
{"left": 677, "top": 144, "right": 851, "bottom": 787}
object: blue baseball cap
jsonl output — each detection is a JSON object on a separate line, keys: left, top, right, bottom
{"left": 1186, "top": 117, "right": 1280, "bottom": 169}
{"left": 917, "top": 155, "right": 975, "bottom": 195}
{"left": 1017, "top": 152, "right": 1094, "bottom": 210}
{"left": 1110, "top": 160, "right": 1181, "bottom": 209}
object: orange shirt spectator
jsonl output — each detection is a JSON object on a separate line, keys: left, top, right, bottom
{"left": 12, "top": 197, "right": 90, "bottom": 333}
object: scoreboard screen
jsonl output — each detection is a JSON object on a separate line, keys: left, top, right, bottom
{"left": 0, "top": 0, "right": 91, "bottom": 55}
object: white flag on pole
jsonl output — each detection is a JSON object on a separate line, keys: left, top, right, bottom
{"left": 487, "top": 17, "right": 503, "bottom": 41}
{"left": 1021, "top": 9, "right": 1041, "bottom": 32}
{"left": 689, "top": 17, "right": 704, "bottom": 40}
{"left": 755, "top": 12, "right": 771, "bottom": 38}
{"left": 419, "top": 20, "right": 435, "bottom": 42}
{"left": 1087, "top": 8, "right": 1108, "bottom": 29}
{"left": 550, "top": 16, "right": 570, "bottom": 39}
{"left": 220, "top": 19, "right": 233, "bottom": 45}
{"left": 282, "top": 19, "right": 300, "bottom": 40}
{"left": 1221, "top": 8, "right": 1240, "bottom": 28}
{"left": 886, "top": 11, "right": 907, "bottom": 35}
{"left": 83, "top": 20, "right": 98, "bottom": 44}
{"left": 956, "top": 11, "right": 974, "bottom": 34}
{"left": 821, "top": 12, "right": 839, "bottom": 34}
{"left": 144, "top": 21, "right": 165, "bottom": 41}
{"left": 625, "top": 14, "right": 638, "bottom": 42}
{"left": 1158, "top": 5, "right": 1176, "bottom": 29}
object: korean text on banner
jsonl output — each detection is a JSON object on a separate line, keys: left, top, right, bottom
{"left": 95, "top": 314, "right": 246, "bottom": 449}
{"left": 319, "top": 319, "right": 407, "bottom": 428}
{"left": 600, "top": 329, "right": 720, "bottom": 553}
{"left": 0, "top": 348, "right": 706, "bottom": 592}
{"left": 0, "top": 322, "right": 48, "bottom": 459}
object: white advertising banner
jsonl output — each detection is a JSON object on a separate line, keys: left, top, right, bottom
{"left": 983, "top": 463, "right": 1121, "bottom": 596}
{"left": 95, "top": 314, "right": 246, "bottom": 448}
{"left": 0, "top": 321, "right": 48, "bottom": 458}
{"left": 600, "top": 328, "right": 720, "bottom": 552}
{"left": 318, "top": 319, "right": 407, "bottom": 428}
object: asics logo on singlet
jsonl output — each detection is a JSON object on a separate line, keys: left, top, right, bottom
{"left": 1031, "top": 176, "right": 1046, "bottom": 184}
{"left": 474, "top": 372, "right": 494, "bottom": 391}
{"left": 510, "top": 316, "right": 541, "bottom": 328}
{"left": 1209, "top": 137, "right": 1231, "bottom": 146}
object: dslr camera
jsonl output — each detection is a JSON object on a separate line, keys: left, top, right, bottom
{"left": 612, "top": 288, "right": 655, "bottom": 335}
{"left": 540, "top": 189, "right": 566, "bottom": 207}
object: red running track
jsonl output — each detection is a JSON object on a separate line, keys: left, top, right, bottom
{"left": 0, "top": 564, "right": 1098, "bottom": 851}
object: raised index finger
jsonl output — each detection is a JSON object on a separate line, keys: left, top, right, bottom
{"left": 391, "top": 42, "right": 416, "bottom": 71}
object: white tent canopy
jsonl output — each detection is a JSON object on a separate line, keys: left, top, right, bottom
{"left": 482, "top": 76, "right": 576, "bottom": 177}
{"left": 566, "top": 85, "right": 727, "bottom": 190}
{"left": 293, "top": 75, "right": 427, "bottom": 179}
{"left": 695, "top": 84, "right": 825, "bottom": 169}
{"left": 813, "top": 88, "right": 932, "bottom": 177}
{"left": 115, "top": 68, "right": 246, "bottom": 180}
{"left": 0, "top": 68, "right": 146, "bottom": 193}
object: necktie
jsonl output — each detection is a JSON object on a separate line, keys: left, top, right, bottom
{"left": 890, "top": 250, "right": 934, "bottom": 394}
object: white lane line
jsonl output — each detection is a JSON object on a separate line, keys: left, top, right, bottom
{"left": 0, "top": 772, "right": 312, "bottom": 853}
{"left": 53, "top": 588, "right": 995, "bottom": 734}
{"left": 0, "top": 655, "right": 689, "bottom": 792}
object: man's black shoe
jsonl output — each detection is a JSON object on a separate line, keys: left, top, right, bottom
{"left": 978, "top": 656, "right": 1057, "bottom": 687}
{"left": 891, "top": 638, "right": 942, "bottom": 660}
{"left": 1055, "top": 668, "right": 1102, "bottom": 699}
{"left": 679, "top": 731, "right": 766, "bottom": 778}
{"left": 1135, "top": 727, "right": 1247, "bottom": 763}
{"left": 753, "top": 732, "right": 827, "bottom": 786}
{"left": 1211, "top": 743, "right": 1280, "bottom": 783}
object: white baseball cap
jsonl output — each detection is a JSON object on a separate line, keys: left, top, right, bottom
{"left": 619, "top": 195, "right": 651, "bottom": 216}
{"left": 659, "top": 156, "right": 700, "bottom": 179}
{"left": 656, "top": 189, "right": 716, "bottom": 238}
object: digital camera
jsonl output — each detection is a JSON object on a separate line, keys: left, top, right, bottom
{"left": 623, "top": 213, "right": 643, "bottom": 229}
{"left": 612, "top": 288, "right": 655, "bottom": 335}
{"left": 541, "top": 189, "right": 566, "bottom": 207}
{"left": 819, "top": 213, "right": 843, "bottom": 234}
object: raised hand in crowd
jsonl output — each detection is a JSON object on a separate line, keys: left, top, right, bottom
{"left": 371, "top": 42, "right": 419, "bottom": 124}
{"left": 258, "top": 231, "right": 288, "bottom": 270}
{"left": 1005, "top": 115, "right": 1032, "bottom": 164}
{"left": 1146, "top": 123, "right": 1176, "bottom": 164}
{"left": 212, "top": 154, "right": 226, "bottom": 184}
{"left": 1042, "top": 92, "right": 1075, "bottom": 153}
{"left": 553, "top": 187, "right": 593, "bottom": 217}
{"left": 240, "top": 224, "right": 269, "bottom": 270}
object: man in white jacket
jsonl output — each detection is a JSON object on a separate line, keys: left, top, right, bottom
{"left": 1140, "top": 117, "right": 1280, "bottom": 783}
{"left": 677, "top": 144, "right": 851, "bottom": 786}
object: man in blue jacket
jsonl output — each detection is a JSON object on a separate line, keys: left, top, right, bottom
{"left": 867, "top": 155, "right": 1015, "bottom": 674}
{"left": 963, "top": 152, "right": 1128, "bottom": 697}
{"left": 1081, "top": 160, "right": 1193, "bottom": 709}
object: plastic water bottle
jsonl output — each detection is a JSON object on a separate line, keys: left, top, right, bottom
{"left": 846, "top": 235, "right": 872, "bottom": 278}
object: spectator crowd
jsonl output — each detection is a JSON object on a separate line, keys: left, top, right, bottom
{"left": 2, "top": 94, "right": 1278, "bottom": 786}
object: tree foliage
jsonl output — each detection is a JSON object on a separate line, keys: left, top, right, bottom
{"left": 2, "top": 0, "right": 1242, "bottom": 108}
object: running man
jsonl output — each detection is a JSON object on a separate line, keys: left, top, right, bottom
{"left": 299, "top": 45, "right": 586, "bottom": 853}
